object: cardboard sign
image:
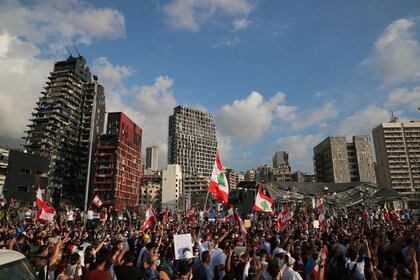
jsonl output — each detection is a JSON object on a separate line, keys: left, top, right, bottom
{"left": 313, "top": 220, "right": 320, "bottom": 229}
{"left": 244, "top": 219, "right": 251, "bottom": 228}
{"left": 234, "top": 246, "right": 247, "bottom": 256}
{"left": 173, "top": 234, "right": 194, "bottom": 260}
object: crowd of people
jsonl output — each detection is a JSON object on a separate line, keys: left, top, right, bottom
{"left": 0, "top": 199, "right": 418, "bottom": 280}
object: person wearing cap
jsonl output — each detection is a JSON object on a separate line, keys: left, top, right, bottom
{"left": 282, "top": 255, "right": 303, "bottom": 280}
{"left": 271, "top": 247, "right": 286, "bottom": 267}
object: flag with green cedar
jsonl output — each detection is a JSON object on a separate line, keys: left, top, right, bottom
{"left": 253, "top": 184, "right": 274, "bottom": 213}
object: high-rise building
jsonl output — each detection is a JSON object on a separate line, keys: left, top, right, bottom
{"left": 372, "top": 117, "right": 420, "bottom": 207}
{"left": 273, "top": 151, "right": 289, "bottom": 168}
{"left": 313, "top": 135, "right": 376, "bottom": 183}
{"left": 245, "top": 169, "right": 256, "bottom": 181}
{"left": 24, "top": 55, "right": 105, "bottom": 206}
{"left": 145, "top": 145, "right": 159, "bottom": 170}
{"left": 168, "top": 105, "right": 217, "bottom": 177}
{"left": 92, "top": 112, "right": 142, "bottom": 208}
{"left": 140, "top": 169, "right": 162, "bottom": 208}
{"left": 0, "top": 148, "right": 9, "bottom": 198}
{"left": 161, "top": 164, "right": 183, "bottom": 211}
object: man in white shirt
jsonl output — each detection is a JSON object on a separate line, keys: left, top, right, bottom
{"left": 282, "top": 256, "right": 303, "bottom": 280}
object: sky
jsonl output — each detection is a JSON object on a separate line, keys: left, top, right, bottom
{"left": 0, "top": 0, "right": 419, "bottom": 172}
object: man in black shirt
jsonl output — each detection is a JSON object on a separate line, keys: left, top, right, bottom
{"left": 114, "top": 251, "right": 142, "bottom": 280}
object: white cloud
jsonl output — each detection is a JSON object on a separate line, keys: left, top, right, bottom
{"left": 386, "top": 86, "right": 420, "bottom": 112}
{"left": 0, "top": 31, "right": 52, "bottom": 144}
{"left": 277, "top": 101, "right": 338, "bottom": 130}
{"left": 217, "top": 91, "right": 285, "bottom": 144}
{"left": 233, "top": 18, "right": 252, "bottom": 30}
{"left": 162, "top": 0, "right": 254, "bottom": 32}
{"left": 92, "top": 58, "right": 176, "bottom": 169}
{"left": 0, "top": 0, "right": 125, "bottom": 52}
{"left": 362, "top": 18, "right": 420, "bottom": 84}
{"left": 210, "top": 37, "right": 241, "bottom": 48}
{"left": 275, "top": 134, "right": 324, "bottom": 172}
{"left": 337, "top": 106, "right": 390, "bottom": 136}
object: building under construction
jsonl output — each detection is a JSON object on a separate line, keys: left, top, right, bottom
{"left": 24, "top": 54, "right": 106, "bottom": 206}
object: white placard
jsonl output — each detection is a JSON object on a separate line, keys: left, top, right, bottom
{"left": 173, "top": 234, "right": 194, "bottom": 260}
{"left": 313, "top": 220, "right": 320, "bottom": 229}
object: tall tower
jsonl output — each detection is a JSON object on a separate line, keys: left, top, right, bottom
{"left": 313, "top": 135, "right": 376, "bottom": 184}
{"left": 372, "top": 118, "right": 420, "bottom": 208}
{"left": 92, "top": 112, "right": 142, "bottom": 208}
{"left": 24, "top": 55, "right": 105, "bottom": 206}
{"left": 168, "top": 105, "right": 217, "bottom": 177}
{"left": 273, "top": 151, "right": 289, "bottom": 168}
{"left": 145, "top": 145, "right": 159, "bottom": 170}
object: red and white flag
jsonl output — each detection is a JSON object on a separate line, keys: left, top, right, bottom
{"left": 35, "top": 188, "right": 56, "bottom": 222}
{"left": 315, "top": 195, "right": 324, "bottom": 210}
{"left": 140, "top": 206, "right": 156, "bottom": 232}
{"left": 162, "top": 207, "right": 169, "bottom": 225}
{"left": 310, "top": 245, "right": 328, "bottom": 278}
{"left": 92, "top": 195, "right": 103, "bottom": 207}
{"left": 208, "top": 152, "right": 229, "bottom": 204}
{"left": 186, "top": 203, "right": 196, "bottom": 220}
{"left": 318, "top": 212, "right": 326, "bottom": 231}
{"left": 277, "top": 207, "right": 294, "bottom": 231}
{"left": 223, "top": 206, "right": 234, "bottom": 223}
{"left": 234, "top": 210, "right": 247, "bottom": 235}
{"left": 253, "top": 184, "right": 273, "bottom": 213}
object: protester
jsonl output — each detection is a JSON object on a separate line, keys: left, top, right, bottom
{"left": 0, "top": 196, "right": 418, "bottom": 280}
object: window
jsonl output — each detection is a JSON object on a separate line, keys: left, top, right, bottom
{"left": 18, "top": 186, "right": 29, "bottom": 192}
{"left": 20, "top": 168, "right": 31, "bottom": 175}
{"left": 36, "top": 171, "right": 45, "bottom": 177}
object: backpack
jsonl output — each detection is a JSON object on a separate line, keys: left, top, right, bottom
{"left": 341, "top": 262, "right": 357, "bottom": 280}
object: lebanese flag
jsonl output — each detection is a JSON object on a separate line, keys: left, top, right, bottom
{"left": 186, "top": 203, "right": 196, "bottom": 220}
{"left": 315, "top": 195, "right": 324, "bottom": 210}
{"left": 277, "top": 207, "right": 294, "bottom": 231}
{"left": 318, "top": 213, "right": 326, "bottom": 231}
{"left": 162, "top": 207, "right": 169, "bottom": 225}
{"left": 92, "top": 195, "right": 103, "bottom": 207}
{"left": 140, "top": 206, "right": 156, "bottom": 232}
{"left": 310, "top": 245, "right": 328, "bottom": 278}
{"left": 35, "top": 188, "right": 56, "bottom": 222}
{"left": 208, "top": 152, "right": 229, "bottom": 204}
{"left": 234, "top": 210, "right": 247, "bottom": 235}
{"left": 223, "top": 206, "right": 234, "bottom": 223}
{"left": 253, "top": 184, "right": 273, "bottom": 213}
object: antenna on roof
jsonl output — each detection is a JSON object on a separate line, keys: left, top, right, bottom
{"left": 65, "top": 46, "right": 73, "bottom": 58}
{"left": 73, "top": 44, "right": 81, "bottom": 57}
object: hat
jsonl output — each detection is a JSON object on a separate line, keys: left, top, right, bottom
{"left": 286, "top": 256, "right": 296, "bottom": 265}
{"left": 273, "top": 247, "right": 286, "bottom": 256}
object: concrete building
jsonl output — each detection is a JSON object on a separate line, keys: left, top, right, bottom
{"left": 161, "top": 164, "right": 183, "bottom": 211}
{"left": 272, "top": 166, "right": 291, "bottom": 182}
{"left": 291, "top": 171, "right": 316, "bottom": 183}
{"left": 92, "top": 112, "right": 142, "bottom": 209}
{"left": 245, "top": 169, "right": 256, "bottom": 181}
{"left": 0, "top": 148, "right": 9, "bottom": 198}
{"left": 140, "top": 170, "right": 162, "bottom": 208}
{"left": 168, "top": 105, "right": 217, "bottom": 177}
{"left": 372, "top": 117, "right": 420, "bottom": 207}
{"left": 4, "top": 150, "right": 49, "bottom": 203}
{"left": 183, "top": 175, "right": 208, "bottom": 206}
{"left": 145, "top": 145, "right": 159, "bottom": 170}
{"left": 225, "top": 168, "right": 238, "bottom": 189}
{"left": 314, "top": 136, "right": 376, "bottom": 183}
{"left": 24, "top": 55, "right": 105, "bottom": 206}
{"left": 273, "top": 151, "right": 289, "bottom": 168}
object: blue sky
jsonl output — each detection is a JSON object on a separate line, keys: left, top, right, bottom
{"left": 0, "top": 0, "right": 419, "bottom": 172}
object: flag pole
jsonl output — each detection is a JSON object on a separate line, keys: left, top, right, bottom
{"left": 198, "top": 190, "right": 210, "bottom": 239}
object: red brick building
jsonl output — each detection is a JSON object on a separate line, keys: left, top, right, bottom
{"left": 92, "top": 112, "right": 142, "bottom": 208}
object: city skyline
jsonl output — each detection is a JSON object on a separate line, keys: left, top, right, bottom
{"left": 0, "top": 0, "right": 419, "bottom": 173}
